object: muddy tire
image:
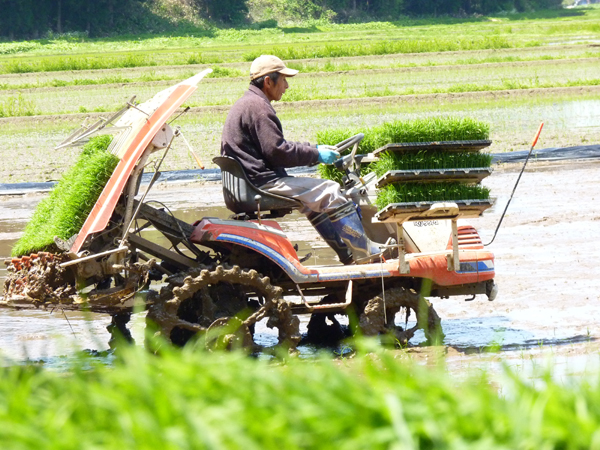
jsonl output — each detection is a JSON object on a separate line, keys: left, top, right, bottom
{"left": 146, "top": 265, "right": 300, "bottom": 351}
{"left": 356, "top": 287, "right": 443, "bottom": 345}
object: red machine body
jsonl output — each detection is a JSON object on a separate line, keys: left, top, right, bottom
{"left": 191, "top": 218, "right": 495, "bottom": 287}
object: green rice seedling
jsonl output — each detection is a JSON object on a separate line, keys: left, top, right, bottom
{"left": 371, "top": 151, "right": 493, "bottom": 177}
{"left": 317, "top": 164, "right": 342, "bottom": 185}
{"left": 242, "top": 36, "right": 516, "bottom": 61}
{"left": 0, "top": 93, "right": 38, "bottom": 117}
{"left": 316, "top": 127, "right": 382, "bottom": 154}
{"left": 315, "top": 127, "right": 383, "bottom": 181}
{"left": 206, "top": 66, "right": 244, "bottom": 78}
{"left": 11, "top": 135, "right": 119, "bottom": 257}
{"left": 376, "top": 182, "right": 491, "bottom": 209}
{"left": 317, "top": 117, "right": 490, "bottom": 183}
{"left": 381, "top": 117, "right": 490, "bottom": 143}
{"left": 1, "top": 341, "right": 600, "bottom": 449}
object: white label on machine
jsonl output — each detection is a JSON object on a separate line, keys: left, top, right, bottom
{"left": 403, "top": 220, "right": 453, "bottom": 252}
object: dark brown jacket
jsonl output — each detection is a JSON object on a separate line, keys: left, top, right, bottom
{"left": 221, "top": 85, "right": 319, "bottom": 186}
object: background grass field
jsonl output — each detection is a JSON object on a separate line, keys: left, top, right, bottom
{"left": 2, "top": 7, "right": 600, "bottom": 446}
{"left": 0, "top": 6, "right": 598, "bottom": 183}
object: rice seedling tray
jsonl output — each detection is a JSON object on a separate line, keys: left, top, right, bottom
{"left": 376, "top": 168, "right": 492, "bottom": 188}
{"left": 375, "top": 199, "right": 492, "bottom": 222}
{"left": 373, "top": 140, "right": 492, "bottom": 156}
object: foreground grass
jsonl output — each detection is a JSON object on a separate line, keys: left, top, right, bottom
{"left": 1, "top": 342, "right": 599, "bottom": 449}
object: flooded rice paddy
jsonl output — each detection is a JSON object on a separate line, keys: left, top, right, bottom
{"left": 2, "top": 157, "right": 600, "bottom": 380}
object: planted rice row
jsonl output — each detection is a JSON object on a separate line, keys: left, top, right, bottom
{"left": 2, "top": 46, "right": 597, "bottom": 92}
{"left": 243, "top": 36, "right": 523, "bottom": 61}
{"left": 0, "top": 35, "right": 530, "bottom": 75}
{"left": 2, "top": 56, "right": 598, "bottom": 117}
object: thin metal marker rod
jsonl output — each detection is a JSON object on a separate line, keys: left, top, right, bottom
{"left": 295, "top": 284, "right": 312, "bottom": 311}
{"left": 485, "top": 122, "right": 544, "bottom": 247}
{"left": 60, "top": 309, "right": 77, "bottom": 338}
{"left": 127, "top": 101, "right": 150, "bottom": 118}
{"left": 100, "top": 96, "right": 137, "bottom": 127}
{"left": 168, "top": 106, "right": 190, "bottom": 125}
{"left": 177, "top": 127, "right": 205, "bottom": 170}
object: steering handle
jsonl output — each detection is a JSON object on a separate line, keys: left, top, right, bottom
{"left": 334, "top": 133, "right": 364, "bottom": 153}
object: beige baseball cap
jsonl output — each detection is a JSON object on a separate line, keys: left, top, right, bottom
{"left": 250, "top": 55, "right": 299, "bottom": 80}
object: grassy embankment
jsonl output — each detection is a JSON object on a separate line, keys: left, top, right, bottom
{"left": 0, "top": 45, "right": 598, "bottom": 91}
{"left": 1, "top": 341, "right": 600, "bottom": 449}
{"left": 0, "top": 7, "right": 599, "bottom": 183}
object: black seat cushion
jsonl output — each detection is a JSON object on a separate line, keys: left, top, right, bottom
{"left": 213, "top": 156, "right": 302, "bottom": 215}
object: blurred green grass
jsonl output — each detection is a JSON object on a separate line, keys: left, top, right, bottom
{"left": 1, "top": 341, "right": 599, "bottom": 449}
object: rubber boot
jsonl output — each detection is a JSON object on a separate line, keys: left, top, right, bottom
{"left": 306, "top": 211, "right": 354, "bottom": 265}
{"left": 328, "top": 202, "right": 386, "bottom": 264}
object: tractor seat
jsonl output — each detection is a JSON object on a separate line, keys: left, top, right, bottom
{"left": 213, "top": 156, "right": 302, "bottom": 219}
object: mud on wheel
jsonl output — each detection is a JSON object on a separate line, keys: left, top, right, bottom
{"left": 146, "top": 265, "right": 300, "bottom": 351}
{"left": 3, "top": 252, "right": 76, "bottom": 303}
{"left": 356, "top": 287, "right": 444, "bottom": 345}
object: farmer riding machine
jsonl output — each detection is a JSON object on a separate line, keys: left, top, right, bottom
{"left": 2, "top": 70, "right": 497, "bottom": 350}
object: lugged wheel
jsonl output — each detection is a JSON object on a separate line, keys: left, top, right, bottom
{"left": 146, "top": 265, "right": 300, "bottom": 351}
{"left": 356, "top": 287, "right": 443, "bottom": 345}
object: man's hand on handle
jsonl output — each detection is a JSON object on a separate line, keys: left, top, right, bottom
{"left": 316, "top": 145, "right": 341, "bottom": 164}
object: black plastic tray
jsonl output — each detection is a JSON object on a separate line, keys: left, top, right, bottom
{"left": 376, "top": 168, "right": 492, "bottom": 188}
{"left": 373, "top": 140, "right": 492, "bottom": 156}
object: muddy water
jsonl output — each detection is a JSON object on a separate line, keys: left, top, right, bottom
{"left": 0, "top": 182, "right": 341, "bottom": 362}
{"left": 2, "top": 161, "right": 600, "bottom": 376}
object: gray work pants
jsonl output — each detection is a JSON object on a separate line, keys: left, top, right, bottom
{"left": 260, "top": 177, "right": 348, "bottom": 214}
